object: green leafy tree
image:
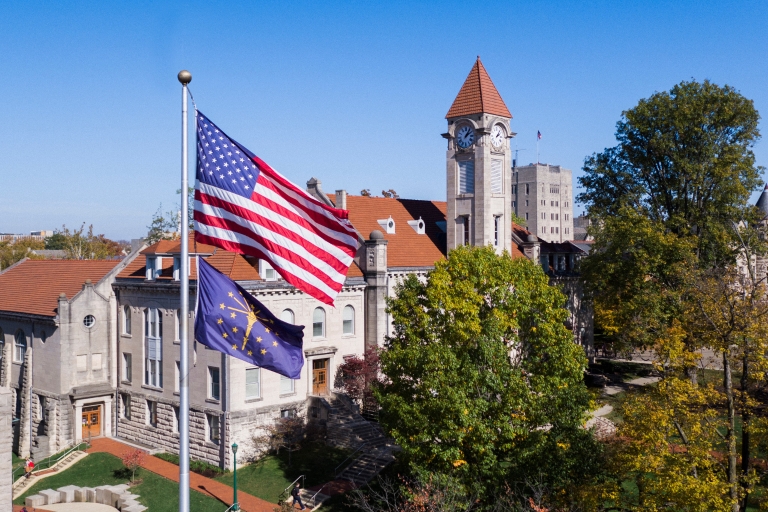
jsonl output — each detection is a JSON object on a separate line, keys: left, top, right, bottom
{"left": 578, "top": 79, "right": 762, "bottom": 266}
{"left": 146, "top": 204, "right": 181, "bottom": 245}
{"left": 50, "top": 224, "right": 125, "bottom": 260}
{"left": 376, "top": 245, "right": 599, "bottom": 504}
{"left": 0, "top": 238, "right": 44, "bottom": 270}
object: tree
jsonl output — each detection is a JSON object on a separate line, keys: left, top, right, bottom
{"left": 121, "top": 448, "right": 145, "bottom": 483}
{"left": 0, "top": 238, "right": 44, "bottom": 270}
{"left": 376, "top": 245, "right": 600, "bottom": 504}
{"left": 146, "top": 205, "right": 181, "bottom": 245}
{"left": 381, "top": 189, "right": 399, "bottom": 199}
{"left": 361, "top": 189, "right": 372, "bottom": 197}
{"left": 334, "top": 347, "right": 382, "bottom": 412}
{"left": 578, "top": 79, "right": 762, "bottom": 266}
{"left": 49, "top": 224, "right": 125, "bottom": 260}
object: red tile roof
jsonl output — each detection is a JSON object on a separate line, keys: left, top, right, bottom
{"left": 345, "top": 195, "right": 447, "bottom": 268}
{"left": 446, "top": 57, "right": 512, "bottom": 119}
{"left": 0, "top": 259, "right": 120, "bottom": 317}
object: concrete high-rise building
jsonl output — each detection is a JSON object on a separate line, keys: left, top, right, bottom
{"left": 512, "top": 164, "right": 574, "bottom": 243}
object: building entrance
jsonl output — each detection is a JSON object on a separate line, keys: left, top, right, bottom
{"left": 81, "top": 405, "right": 101, "bottom": 440}
{"left": 312, "top": 359, "right": 329, "bottom": 396}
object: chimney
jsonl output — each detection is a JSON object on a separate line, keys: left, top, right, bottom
{"left": 335, "top": 190, "right": 347, "bottom": 210}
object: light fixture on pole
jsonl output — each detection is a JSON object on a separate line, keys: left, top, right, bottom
{"left": 232, "top": 442, "right": 239, "bottom": 511}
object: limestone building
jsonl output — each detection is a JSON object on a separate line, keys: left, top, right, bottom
{"left": 0, "top": 57, "right": 594, "bottom": 474}
{"left": 512, "top": 164, "right": 575, "bottom": 243}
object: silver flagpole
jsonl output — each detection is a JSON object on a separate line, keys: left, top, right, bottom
{"left": 177, "top": 69, "right": 192, "bottom": 512}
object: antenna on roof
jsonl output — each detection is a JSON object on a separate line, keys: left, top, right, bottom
{"left": 513, "top": 145, "right": 527, "bottom": 169}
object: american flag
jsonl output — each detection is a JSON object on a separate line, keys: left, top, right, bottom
{"left": 537, "top": 130, "right": 542, "bottom": 140}
{"left": 193, "top": 111, "right": 359, "bottom": 305}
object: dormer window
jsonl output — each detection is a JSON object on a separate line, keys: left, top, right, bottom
{"left": 377, "top": 216, "right": 395, "bottom": 234}
{"left": 172, "top": 256, "right": 194, "bottom": 281}
{"left": 407, "top": 217, "right": 426, "bottom": 235}
{"left": 259, "top": 260, "right": 278, "bottom": 281}
{"left": 145, "top": 256, "right": 163, "bottom": 281}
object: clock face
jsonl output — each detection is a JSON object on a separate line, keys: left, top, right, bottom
{"left": 491, "top": 125, "right": 504, "bottom": 148}
{"left": 456, "top": 125, "right": 475, "bottom": 148}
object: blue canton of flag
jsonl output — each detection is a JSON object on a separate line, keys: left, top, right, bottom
{"left": 196, "top": 111, "right": 260, "bottom": 198}
{"left": 195, "top": 258, "right": 304, "bottom": 379}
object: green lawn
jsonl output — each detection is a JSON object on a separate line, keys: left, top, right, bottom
{"left": 216, "top": 442, "right": 351, "bottom": 503}
{"left": 14, "top": 452, "right": 226, "bottom": 511}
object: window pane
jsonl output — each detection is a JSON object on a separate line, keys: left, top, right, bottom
{"left": 280, "top": 309, "right": 294, "bottom": 324}
{"left": 210, "top": 367, "right": 220, "bottom": 400}
{"left": 312, "top": 308, "right": 325, "bottom": 337}
{"left": 458, "top": 161, "right": 475, "bottom": 194}
{"left": 280, "top": 376, "right": 294, "bottom": 394}
{"left": 124, "top": 306, "right": 131, "bottom": 335}
{"left": 246, "top": 368, "right": 260, "bottom": 398}
{"left": 342, "top": 306, "right": 354, "bottom": 335}
{"left": 491, "top": 159, "right": 503, "bottom": 194}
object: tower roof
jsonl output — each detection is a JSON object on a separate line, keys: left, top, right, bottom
{"left": 446, "top": 57, "right": 512, "bottom": 119}
{"left": 756, "top": 184, "right": 768, "bottom": 217}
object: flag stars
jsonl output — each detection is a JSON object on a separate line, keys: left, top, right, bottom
{"left": 232, "top": 327, "right": 239, "bottom": 333}
{"left": 228, "top": 292, "right": 234, "bottom": 297}
{"left": 256, "top": 337, "right": 262, "bottom": 343}
{"left": 217, "top": 318, "right": 223, "bottom": 324}
{"left": 232, "top": 344, "right": 238, "bottom": 350}
{"left": 219, "top": 303, "right": 225, "bottom": 310}
{"left": 272, "top": 341, "right": 278, "bottom": 347}
{"left": 222, "top": 332, "right": 229, "bottom": 339}
{"left": 230, "top": 312, "right": 237, "bottom": 319}
{"left": 247, "top": 350, "right": 252, "bottom": 356}
{"left": 260, "top": 349, "right": 267, "bottom": 355}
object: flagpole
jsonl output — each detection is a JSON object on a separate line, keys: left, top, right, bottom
{"left": 177, "top": 69, "right": 192, "bottom": 512}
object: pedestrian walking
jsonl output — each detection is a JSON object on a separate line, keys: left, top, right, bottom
{"left": 24, "top": 457, "right": 34, "bottom": 479}
{"left": 291, "top": 482, "right": 306, "bottom": 510}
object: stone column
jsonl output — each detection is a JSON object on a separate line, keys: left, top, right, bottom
{"left": 0, "top": 387, "right": 12, "bottom": 508}
{"left": 361, "top": 231, "right": 388, "bottom": 351}
{"left": 17, "top": 349, "right": 31, "bottom": 457}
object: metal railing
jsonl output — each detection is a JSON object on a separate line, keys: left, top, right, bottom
{"left": 277, "top": 474, "right": 306, "bottom": 504}
{"left": 12, "top": 441, "right": 89, "bottom": 483}
{"left": 334, "top": 441, "right": 369, "bottom": 478}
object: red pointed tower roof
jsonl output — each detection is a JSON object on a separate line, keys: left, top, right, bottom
{"left": 446, "top": 57, "right": 512, "bottom": 119}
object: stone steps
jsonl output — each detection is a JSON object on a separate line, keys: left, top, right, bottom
{"left": 12, "top": 451, "right": 88, "bottom": 500}
{"left": 298, "top": 489, "right": 331, "bottom": 511}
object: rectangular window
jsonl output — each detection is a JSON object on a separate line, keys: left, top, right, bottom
{"left": 494, "top": 216, "right": 501, "bottom": 246}
{"left": 173, "top": 406, "right": 179, "bottom": 433}
{"left": 462, "top": 216, "right": 470, "bottom": 245}
{"left": 525, "top": 212, "right": 529, "bottom": 220}
{"left": 209, "top": 367, "right": 220, "bottom": 401}
{"left": 491, "top": 159, "right": 503, "bottom": 194}
{"left": 121, "top": 393, "right": 131, "bottom": 420}
{"left": 147, "top": 400, "right": 157, "bottom": 427}
{"left": 259, "top": 260, "right": 278, "bottom": 281}
{"left": 525, "top": 200, "right": 529, "bottom": 207}
{"left": 208, "top": 414, "right": 220, "bottom": 444}
{"left": 175, "top": 361, "right": 180, "bottom": 392}
{"left": 145, "top": 308, "right": 163, "bottom": 388}
{"left": 175, "top": 310, "right": 181, "bottom": 341}
{"left": 281, "top": 409, "right": 296, "bottom": 419}
{"left": 525, "top": 184, "right": 530, "bottom": 195}
{"left": 246, "top": 368, "right": 261, "bottom": 399}
{"left": 123, "top": 306, "right": 131, "bottom": 335}
{"left": 281, "top": 376, "right": 295, "bottom": 395}
{"left": 122, "top": 353, "right": 132, "bottom": 383}
{"left": 458, "top": 160, "right": 475, "bottom": 194}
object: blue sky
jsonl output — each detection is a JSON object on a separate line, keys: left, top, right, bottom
{"left": 1, "top": 1, "right": 766, "bottom": 239}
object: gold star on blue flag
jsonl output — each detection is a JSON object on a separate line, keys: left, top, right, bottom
{"left": 195, "top": 258, "right": 304, "bottom": 378}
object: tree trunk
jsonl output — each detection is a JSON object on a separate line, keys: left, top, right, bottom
{"left": 724, "top": 351, "right": 739, "bottom": 511}
{"left": 740, "top": 353, "right": 750, "bottom": 512}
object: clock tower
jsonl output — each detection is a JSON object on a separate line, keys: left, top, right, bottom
{"left": 444, "top": 57, "right": 514, "bottom": 255}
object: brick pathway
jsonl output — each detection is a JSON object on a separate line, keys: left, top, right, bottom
{"left": 14, "top": 506, "right": 52, "bottom": 512}
{"left": 87, "top": 438, "right": 276, "bottom": 512}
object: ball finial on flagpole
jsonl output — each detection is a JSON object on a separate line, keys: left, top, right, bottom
{"left": 178, "top": 70, "right": 192, "bottom": 85}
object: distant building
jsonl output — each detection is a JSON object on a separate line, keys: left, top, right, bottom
{"left": 511, "top": 164, "right": 575, "bottom": 243}
{"left": 573, "top": 214, "right": 592, "bottom": 241}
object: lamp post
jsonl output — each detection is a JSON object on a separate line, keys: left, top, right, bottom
{"left": 232, "top": 442, "right": 239, "bottom": 511}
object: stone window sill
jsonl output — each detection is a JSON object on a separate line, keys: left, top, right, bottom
{"left": 244, "top": 397, "right": 263, "bottom": 403}
{"left": 141, "top": 385, "right": 164, "bottom": 392}
{"left": 205, "top": 398, "right": 221, "bottom": 405}
{"left": 279, "top": 392, "right": 297, "bottom": 398}
{"left": 121, "top": 380, "right": 132, "bottom": 386}
{"left": 121, "top": 334, "right": 132, "bottom": 339}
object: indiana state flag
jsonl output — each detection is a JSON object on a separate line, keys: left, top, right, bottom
{"left": 195, "top": 258, "right": 304, "bottom": 379}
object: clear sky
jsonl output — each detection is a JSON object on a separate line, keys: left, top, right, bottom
{"left": 1, "top": 1, "right": 766, "bottom": 239}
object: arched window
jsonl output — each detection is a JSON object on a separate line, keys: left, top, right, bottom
{"left": 312, "top": 308, "right": 325, "bottom": 338}
{"left": 14, "top": 331, "right": 26, "bottom": 363}
{"left": 281, "top": 309, "right": 295, "bottom": 324}
{"left": 123, "top": 305, "right": 132, "bottom": 335}
{"left": 342, "top": 305, "right": 354, "bottom": 335}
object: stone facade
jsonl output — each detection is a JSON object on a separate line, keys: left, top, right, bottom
{"left": 0, "top": 387, "right": 12, "bottom": 509}
{"left": 512, "top": 164, "right": 575, "bottom": 243}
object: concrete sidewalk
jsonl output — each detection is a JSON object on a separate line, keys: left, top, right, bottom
{"left": 88, "top": 438, "right": 276, "bottom": 512}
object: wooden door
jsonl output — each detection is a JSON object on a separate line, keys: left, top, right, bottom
{"left": 312, "top": 359, "right": 328, "bottom": 396}
{"left": 81, "top": 405, "right": 101, "bottom": 439}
